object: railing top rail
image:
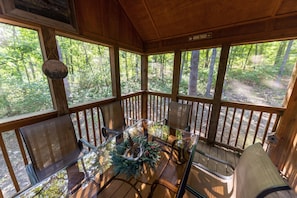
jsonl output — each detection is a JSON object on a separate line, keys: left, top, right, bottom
{"left": 0, "top": 110, "right": 57, "bottom": 133}
{"left": 221, "top": 101, "right": 285, "bottom": 114}
{"left": 69, "top": 97, "right": 116, "bottom": 113}
{"left": 147, "top": 91, "right": 214, "bottom": 104}
{"left": 120, "top": 91, "right": 144, "bottom": 99}
{"left": 146, "top": 91, "right": 171, "bottom": 98}
{"left": 178, "top": 95, "right": 213, "bottom": 104}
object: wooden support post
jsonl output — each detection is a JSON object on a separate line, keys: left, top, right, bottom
{"left": 141, "top": 55, "right": 148, "bottom": 119}
{"left": 207, "top": 44, "right": 230, "bottom": 144}
{"left": 40, "top": 26, "right": 69, "bottom": 115}
{"left": 172, "top": 50, "right": 181, "bottom": 101}
{"left": 109, "top": 45, "right": 121, "bottom": 100}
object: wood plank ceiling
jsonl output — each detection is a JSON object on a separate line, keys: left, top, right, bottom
{"left": 118, "top": 0, "right": 297, "bottom": 43}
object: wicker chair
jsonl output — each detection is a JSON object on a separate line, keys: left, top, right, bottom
{"left": 20, "top": 115, "right": 95, "bottom": 189}
{"left": 99, "top": 101, "right": 127, "bottom": 140}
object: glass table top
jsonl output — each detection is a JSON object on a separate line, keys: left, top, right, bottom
{"left": 16, "top": 119, "right": 198, "bottom": 198}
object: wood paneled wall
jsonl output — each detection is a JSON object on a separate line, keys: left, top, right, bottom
{"left": 74, "top": 0, "right": 143, "bottom": 52}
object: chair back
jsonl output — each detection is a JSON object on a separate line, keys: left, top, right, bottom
{"left": 167, "top": 101, "right": 191, "bottom": 131}
{"left": 100, "top": 101, "right": 126, "bottom": 131}
{"left": 20, "top": 115, "right": 81, "bottom": 181}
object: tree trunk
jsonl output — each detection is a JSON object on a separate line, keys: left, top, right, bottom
{"left": 160, "top": 55, "right": 165, "bottom": 82}
{"left": 279, "top": 40, "right": 294, "bottom": 77}
{"left": 0, "top": 78, "right": 13, "bottom": 116}
{"left": 180, "top": 51, "right": 186, "bottom": 82}
{"left": 204, "top": 49, "right": 210, "bottom": 68}
{"left": 274, "top": 41, "right": 286, "bottom": 67}
{"left": 188, "top": 50, "right": 199, "bottom": 96}
{"left": 205, "top": 48, "right": 217, "bottom": 97}
{"left": 124, "top": 52, "right": 129, "bottom": 81}
{"left": 22, "top": 52, "right": 31, "bottom": 83}
{"left": 243, "top": 45, "right": 252, "bottom": 70}
{"left": 135, "top": 55, "right": 139, "bottom": 80}
{"left": 29, "top": 61, "right": 36, "bottom": 80}
{"left": 228, "top": 47, "right": 236, "bottom": 69}
{"left": 57, "top": 40, "right": 71, "bottom": 100}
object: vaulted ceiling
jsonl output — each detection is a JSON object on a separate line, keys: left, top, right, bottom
{"left": 1, "top": 0, "right": 297, "bottom": 53}
{"left": 118, "top": 0, "right": 297, "bottom": 43}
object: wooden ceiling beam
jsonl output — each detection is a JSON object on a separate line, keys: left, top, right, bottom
{"left": 271, "top": 0, "right": 286, "bottom": 17}
{"left": 143, "top": 0, "right": 160, "bottom": 40}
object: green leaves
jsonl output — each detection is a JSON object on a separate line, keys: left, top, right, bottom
{"left": 111, "top": 135, "right": 161, "bottom": 178}
{"left": 0, "top": 23, "right": 51, "bottom": 118}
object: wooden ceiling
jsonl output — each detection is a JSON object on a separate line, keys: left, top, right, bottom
{"left": 118, "top": 0, "right": 297, "bottom": 43}
{"left": 1, "top": 0, "right": 297, "bottom": 53}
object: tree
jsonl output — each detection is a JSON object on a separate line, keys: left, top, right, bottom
{"left": 279, "top": 40, "right": 294, "bottom": 77}
{"left": 205, "top": 48, "right": 217, "bottom": 97}
{"left": 274, "top": 41, "right": 286, "bottom": 67}
{"left": 0, "top": 23, "right": 51, "bottom": 118}
{"left": 188, "top": 50, "right": 199, "bottom": 96}
{"left": 180, "top": 51, "right": 187, "bottom": 82}
{"left": 204, "top": 49, "right": 210, "bottom": 68}
{"left": 243, "top": 45, "right": 252, "bottom": 70}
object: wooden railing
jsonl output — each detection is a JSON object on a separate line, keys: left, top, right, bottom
{"left": 0, "top": 92, "right": 142, "bottom": 197}
{"left": 216, "top": 101, "right": 284, "bottom": 151}
{"left": 147, "top": 92, "right": 213, "bottom": 138}
{"left": 147, "top": 92, "right": 285, "bottom": 152}
{"left": 0, "top": 91, "right": 285, "bottom": 197}
{"left": 68, "top": 92, "right": 143, "bottom": 147}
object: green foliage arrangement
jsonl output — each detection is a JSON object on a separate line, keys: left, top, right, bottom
{"left": 111, "top": 135, "right": 161, "bottom": 178}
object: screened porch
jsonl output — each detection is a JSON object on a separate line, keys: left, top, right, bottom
{"left": 0, "top": 0, "right": 297, "bottom": 197}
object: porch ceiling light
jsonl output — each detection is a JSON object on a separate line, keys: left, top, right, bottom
{"left": 188, "top": 32, "right": 212, "bottom": 41}
{"left": 42, "top": 59, "right": 68, "bottom": 79}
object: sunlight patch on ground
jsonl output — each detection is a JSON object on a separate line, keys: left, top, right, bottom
{"left": 230, "top": 80, "right": 253, "bottom": 96}
{"left": 261, "top": 79, "right": 284, "bottom": 89}
{"left": 229, "top": 80, "right": 268, "bottom": 105}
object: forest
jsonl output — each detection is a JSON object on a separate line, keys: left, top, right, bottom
{"left": 0, "top": 22, "right": 296, "bottom": 120}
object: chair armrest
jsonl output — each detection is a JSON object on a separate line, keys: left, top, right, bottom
{"left": 195, "top": 149, "right": 235, "bottom": 170}
{"left": 193, "top": 149, "right": 235, "bottom": 179}
{"left": 102, "top": 127, "right": 122, "bottom": 139}
{"left": 26, "top": 164, "right": 39, "bottom": 184}
{"left": 79, "top": 138, "right": 96, "bottom": 150}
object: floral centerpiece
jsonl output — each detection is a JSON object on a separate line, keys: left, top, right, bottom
{"left": 111, "top": 134, "right": 161, "bottom": 177}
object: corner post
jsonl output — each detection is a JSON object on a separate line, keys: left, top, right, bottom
{"left": 207, "top": 44, "right": 230, "bottom": 144}
{"left": 110, "top": 45, "right": 121, "bottom": 100}
{"left": 141, "top": 54, "right": 148, "bottom": 119}
{"left": 172, "top": 50, "right": 181, "bottom": 102}
{"left": 39, "top": 26, "right": 69, "bottom": 115}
